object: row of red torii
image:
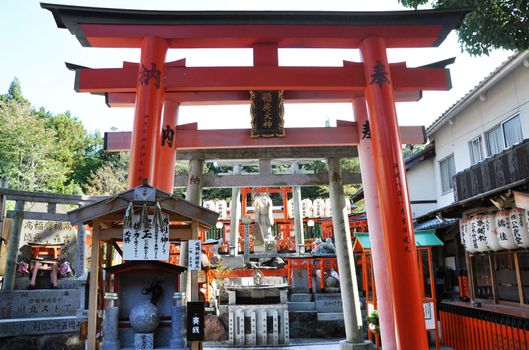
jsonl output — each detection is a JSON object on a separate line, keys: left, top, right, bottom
{"left": 44, "top": 3, "right": 470, "bottom": 349}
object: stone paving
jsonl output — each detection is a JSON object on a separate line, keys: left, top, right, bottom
{"left": 203, "top": 339, "right": 455, "bottom": 350}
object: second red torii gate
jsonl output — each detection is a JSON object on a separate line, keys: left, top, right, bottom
{"left": 43, "top": 4, "right": 470, "bottom": 349}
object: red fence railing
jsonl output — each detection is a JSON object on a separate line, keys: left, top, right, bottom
{"left": 439, "top": 302, "right": 529, "bottom": 350}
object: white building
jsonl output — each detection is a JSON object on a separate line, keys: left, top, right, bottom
{"left": 407, "top": 51, "right": 529, "bottom": 218}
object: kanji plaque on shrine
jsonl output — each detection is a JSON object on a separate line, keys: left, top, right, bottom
{"left": 250, "top": 90, "right": 285, "bottom": 138}
{"left": 123, "top": 214, "right": 169, "bottom": 261}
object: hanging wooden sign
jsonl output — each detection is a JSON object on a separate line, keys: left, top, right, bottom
{"left": 250, "top": 90, "right": 285, "bottom": 138}
{"left": 188, "top": 239, "right": 202, "bottom": 271}
{"left": 123, "top": 214, "right": 169, "bottom": 261}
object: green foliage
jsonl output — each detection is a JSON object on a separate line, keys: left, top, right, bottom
{"left": 2, "top": 78, "right": 29, "bottom": 105}
{"left": 0, "top": 99, "right": 67, "bottom": 192}
{"left": 402, "top": 144, "right": 426, "bottom": 159}
{"left": 83, "top": 152, "right": 129, "bottom": 196}
{"left": 0, "top": 79, "right": 130, "bottom": 195}
{"left": 398, "top": 0, "right": 529, "bottom": 55}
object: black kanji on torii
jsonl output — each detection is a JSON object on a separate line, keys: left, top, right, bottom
{"left": 370, "top": 60, "right": 391, "bottom": 87}
{"left": 361, "top": 120, "right": 371, "bottom": 139}
{"left": 139, "top": 63, "right": 161, "bottom": 89}
{"left": 161, "top": 124, "right": 175, "bottom": 147}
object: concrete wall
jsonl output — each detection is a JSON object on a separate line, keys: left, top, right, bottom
{"left": 408, "top": 56, "right": 529, "bottom": 213}
{"left": 406, "top": 158, "right": 437, "bottom": 218}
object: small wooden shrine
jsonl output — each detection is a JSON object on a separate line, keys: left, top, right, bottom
{"left": 68, "top": 184, "right": 218, "bottom": 349}
{"left": 353, "top": 230, "right": 444, "bottom": 349}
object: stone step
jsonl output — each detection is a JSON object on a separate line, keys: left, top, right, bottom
{"left": 287, "top": 301, "right": 316, "bottom": 311}
{"left": 290, "top": 293, "right": 312, "bottom": 302}
{"left": 317, "top": 312, "right": 344, "bottom": 321}
{"left": 0, "top": 289, "right": 81, "bottom": 319}
{"left": 0, "top": 315, "right": 82, "bottom": 337}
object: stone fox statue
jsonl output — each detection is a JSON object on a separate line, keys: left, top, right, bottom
{"left": 252, "top": 192, "right": 274, "bottom": 245}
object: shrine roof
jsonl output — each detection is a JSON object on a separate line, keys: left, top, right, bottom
{"left": 105, "top": 260, "right": 186, "bottom": 275}
{"left": 41, "top": 3, "right": 471, "bottom": 49}
{"left": 354, "top": 229, "right": 443, "bottom": 250}
{"left": 68, "top": 185, "right": 219, "bottom": 226}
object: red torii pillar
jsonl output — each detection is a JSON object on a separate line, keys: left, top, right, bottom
{"left": 360, "top": 37, "right": 428, "bottom": 349}
{"left": 153, "top": 98, "right": 180, "bottom": 193}
{"left": 128, "top": 37, "right": 168, "bottom": 189}
{"left": 353, "top": 97, "right": 397, "bottom": 350}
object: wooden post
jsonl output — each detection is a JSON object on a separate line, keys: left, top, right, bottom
{"left": 87, "top": 224, "right": 100, "bottom": 350}
{"left": 514, "top": 252, "right": 524, "bottom": 304}
{"left": 2, "top": 200, "right": 24, "bottom": 290}
{"left": 182, "top": 159, "right": 204, "bottom": 297}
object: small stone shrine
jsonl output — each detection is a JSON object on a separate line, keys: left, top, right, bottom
{"left": 67, "top": 184, "right": 218, "bottom": 349}
{"left": 223, "top": 272, "right": 289, "bottom": 346}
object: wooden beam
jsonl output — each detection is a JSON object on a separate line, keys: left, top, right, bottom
{"left": 104, "top": 124, "right": 426, "bottom": 152}
{"left": 75, "top": 65, "right": 451, "bottom": 93}
{"left": 87, "top": 224, "right": 100, "bottom": 350}
{"left": 513, "top": 191, "right": 529, "bottom": 210}
{"left": 104, "top": 89, "right": 421, "bottom": 107}
{"left": 174, "top": 171, "right": 362, "bottom": 187}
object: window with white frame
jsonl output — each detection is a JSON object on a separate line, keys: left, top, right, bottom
{"left": 469, "top": 136, "right": 483, "bottom": 165}
{"left": 485, "top": 114, "right": 523, "bottom": 157}
{"left": 440, "top": 154, "right": 456, "bottom": 193}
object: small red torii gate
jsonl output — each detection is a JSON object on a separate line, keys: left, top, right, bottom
{"left": 43, "top": 4, "right": 470, "bottom": 349}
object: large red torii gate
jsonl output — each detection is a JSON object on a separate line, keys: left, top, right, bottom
{"left": 43, "top": 3, "right": 469, "bottom": 349}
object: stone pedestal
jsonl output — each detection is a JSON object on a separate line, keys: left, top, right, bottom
{"left": 339, "top": 339, "right": 373, "bottom": 350}
{"left": 102, "top": 292, "right": 120, "bottom": 350}
{"left": 170, "top": 292, "right": 186, "bottom": 349}
{"left": 134, "top": 333, "right": 154, "bottom": 349}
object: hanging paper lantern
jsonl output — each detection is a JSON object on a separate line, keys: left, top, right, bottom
{"left": 470, "top": 216, "right": 491, "bottom": 252}
{"left": 215, "top": 199, "right": 228, "bottom": 220}
{"left": 459, "top": 219, "right": 473, "bottom": 252}
{"left": 495, "top": 210, "right": 518, "bottom": 250}
{"left": 312, "top": 198, "right": 325, "bottom": 218}
{"left": 203, "top": 200, "right": 216, "bottom": 212}
{"left": 324, "top": 198, "right": 332, "bottom": 217}
{"left": 466, "top": 219, "right": 478, "bottom": 252}
{"left": 301, "top": 198, "right": 313, "bottom": 218}
{"left": 482, "top": 214, "right": 501, "bottom": 251}
{"left": 287, "top": 198, "right": 294, "bottom": 219}
{"left": 510, "top": 208, "right": 529, "bottom": 248}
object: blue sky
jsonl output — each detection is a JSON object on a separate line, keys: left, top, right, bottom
{"left": 1, "top": 0, "right": 512, "bottom": 133}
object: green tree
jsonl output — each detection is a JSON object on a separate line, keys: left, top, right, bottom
{"left": 2, "top": 78, "right": 30, "bottom": 105}
{"left": 84, "top": 152, "right": 129, "bottom": 195}
{"left": 399, "top": 0, "right": 528, "bottom": 55}
{"left": 0, "top": 99, "right": 68, "bottom": 192}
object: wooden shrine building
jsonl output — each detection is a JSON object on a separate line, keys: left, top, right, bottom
{"left": 67, "top": 185, "right": 218, "bottom": 349}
